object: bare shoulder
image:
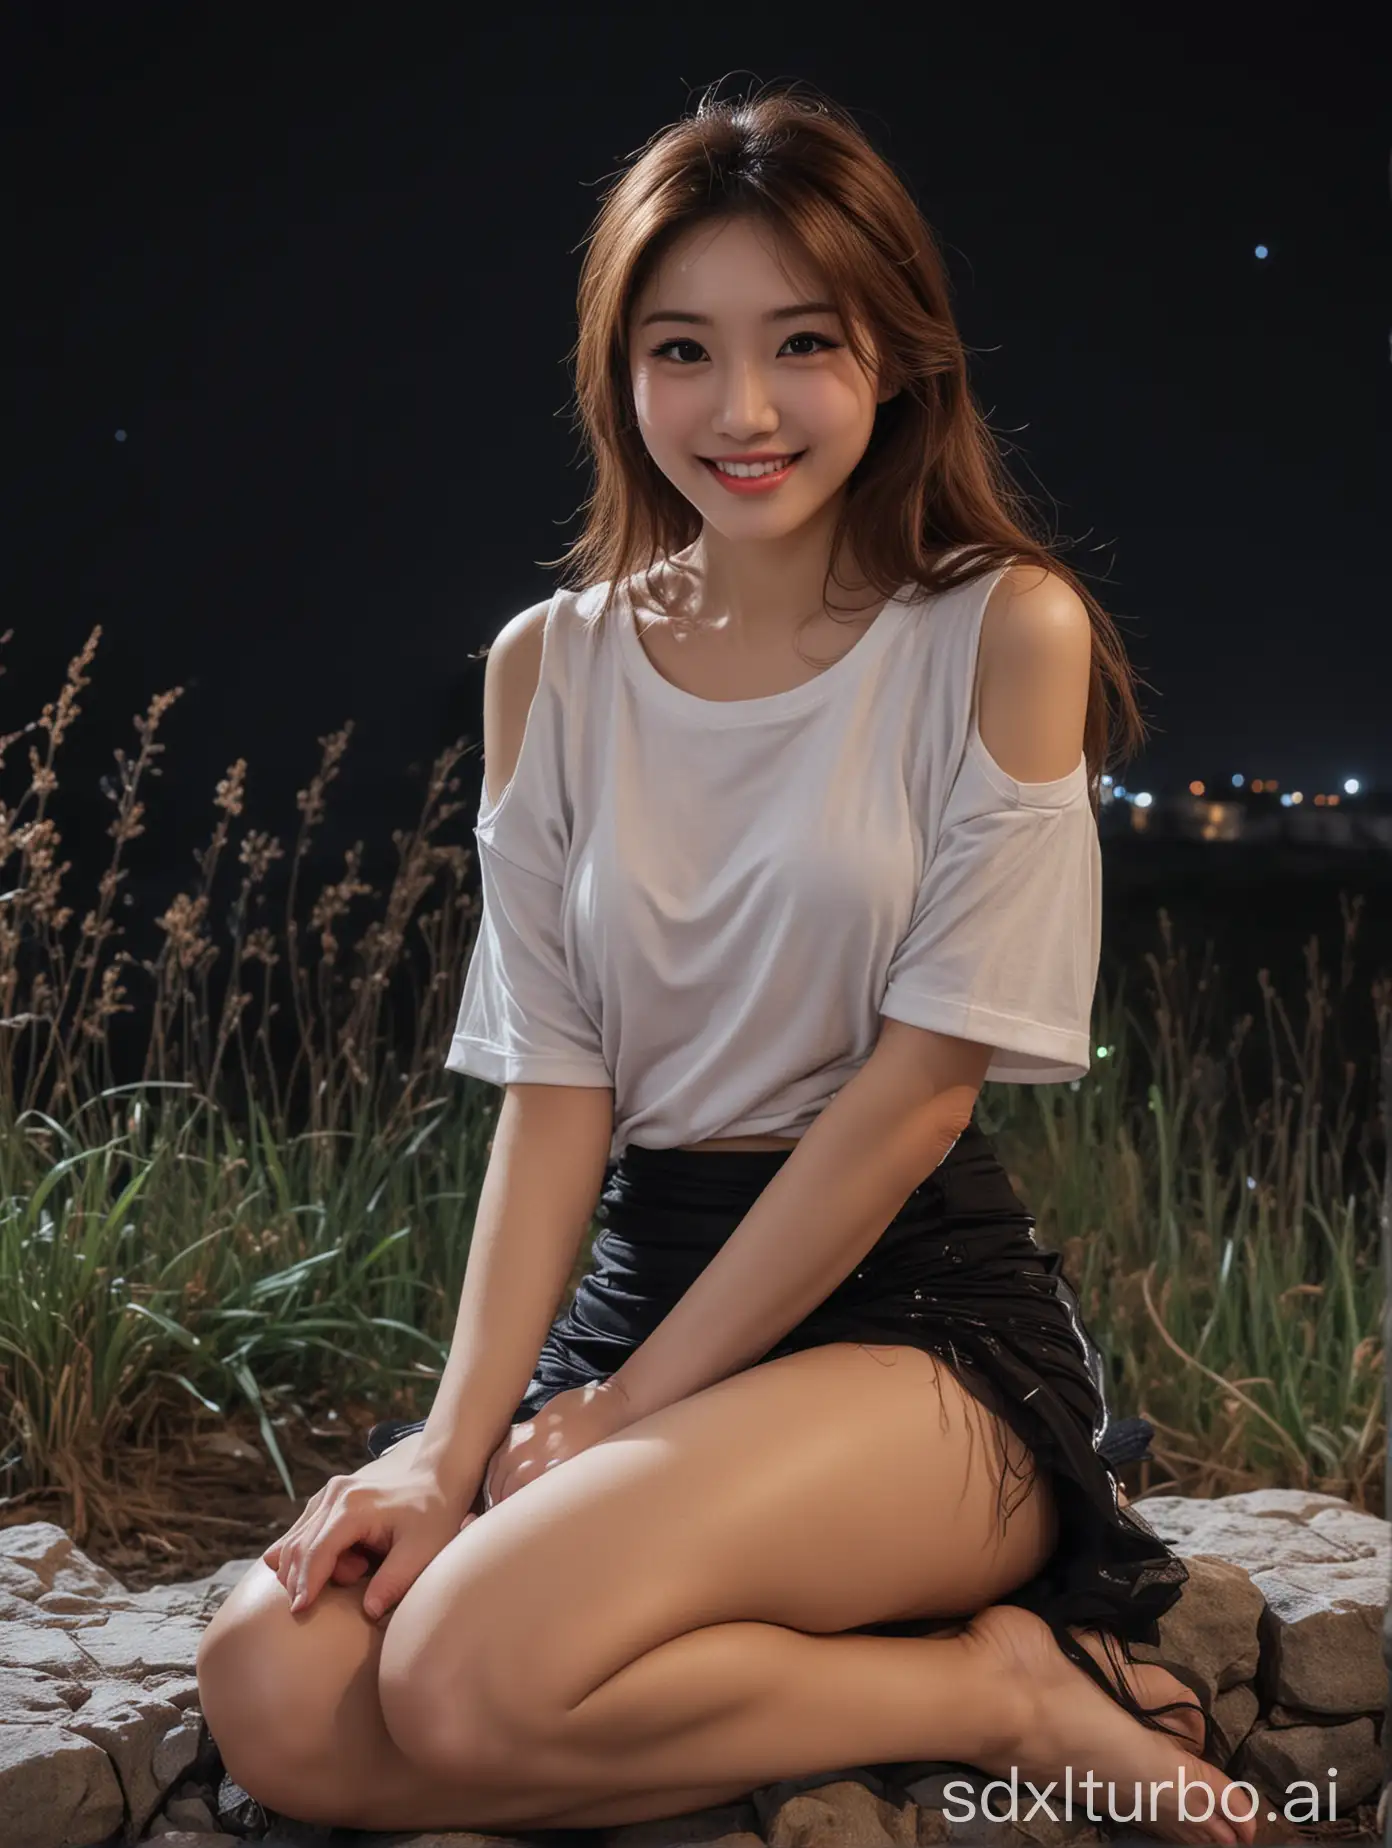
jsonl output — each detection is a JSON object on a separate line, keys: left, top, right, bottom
{"left": 974, "top": 563, "right": 1092, "bottom": 785}
{"left": 482, "top": 596, "right": 551, "bottom": 809}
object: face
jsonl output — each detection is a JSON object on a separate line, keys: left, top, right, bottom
{"left": 627, "top": 215, "right": 895, "bottom": 539}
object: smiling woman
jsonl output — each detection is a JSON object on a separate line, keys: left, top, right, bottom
{"left": 195, "top": 81, "right": 1258, "bottom": 1847}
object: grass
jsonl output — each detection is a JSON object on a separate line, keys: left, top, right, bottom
{"left": 0, "top": 627, "right": 1385, "bottom": 1556}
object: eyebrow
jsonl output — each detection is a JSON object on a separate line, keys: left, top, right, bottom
{"left": 637, "top": 299, "right": 841, "bottom": 328}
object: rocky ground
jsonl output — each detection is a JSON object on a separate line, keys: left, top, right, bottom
{"left": 0, "top": 1485, "right": 1386, "bottom": 1848}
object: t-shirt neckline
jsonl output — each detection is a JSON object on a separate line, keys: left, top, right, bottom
{"left": 616, "top": 576, "right": 915, "bottom": 726}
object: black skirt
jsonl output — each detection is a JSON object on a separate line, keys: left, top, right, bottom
{"left": 367, "top": 1119, "right": 1210, "bottom": 1763}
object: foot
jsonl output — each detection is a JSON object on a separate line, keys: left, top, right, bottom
{"left": 964, "top": 1604, "right": 1257, "bottom": 1847}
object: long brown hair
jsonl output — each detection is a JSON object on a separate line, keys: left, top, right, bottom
{"left": 542, "top": 81, "right": 1149, "bottom": 810}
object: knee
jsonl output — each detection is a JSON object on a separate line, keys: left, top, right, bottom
{"left": 376, "top": 1598, "right": 523, "bottom": 1783}
{"left": 195, "top": 1561, "right": 343, "bottom": 1821}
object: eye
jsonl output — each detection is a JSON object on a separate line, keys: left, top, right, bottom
{"left": 648, "top": 331, "right": 840, "bottom": 364}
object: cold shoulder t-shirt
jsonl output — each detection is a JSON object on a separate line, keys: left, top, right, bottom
{"left": 445, "top": 552, "right": 1102, "bottom": 1163}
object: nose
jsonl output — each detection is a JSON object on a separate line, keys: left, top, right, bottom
{"left": 715, "top": 357, "right": 778, "bottom": 444}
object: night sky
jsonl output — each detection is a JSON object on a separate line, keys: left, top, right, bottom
{"left": 13, "top": 9, "right": 1392, "bottom": 889}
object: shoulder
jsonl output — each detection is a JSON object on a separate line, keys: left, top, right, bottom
{"left": 979, "top": 562, "right": 1092, "bottom": 666}
{"left": 975, "top": 564, "right": 1091, "bottom": 784}
{"left": 481, "top": 595, "right": 552, "bottom": 809}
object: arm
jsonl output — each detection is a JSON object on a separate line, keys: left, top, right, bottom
{"left": 610, "top": 566, "right": 1093, "bottom": 1425}
{"left": 609, "top": 1031, "right": 988, "bottom": 1422}
{"left": 415, "top": 597, "right": 615, "bottom": 1490}
{"left": 416, "top": 1081, "right": 613, "bottom": 1490}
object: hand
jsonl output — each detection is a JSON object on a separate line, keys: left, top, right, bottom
{"left": 483, "top": 1377, "right": 633, "bottom": 1510}
{"left": 262, "top": 1429, "right": 482, "bottom": 1622}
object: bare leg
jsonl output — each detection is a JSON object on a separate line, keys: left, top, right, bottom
{"left": 492, "top": 1609, "right": 1241, "bottom": 1846}
{"left": 200, "top": 1569, "right": 1203, "bottom": 1838}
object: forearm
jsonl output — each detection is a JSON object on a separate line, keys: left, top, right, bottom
{"left": 416, "top": 1081, "right": 614, "bottom": 1486}
{"left": 609, "top": 1056, "right": 972, "bottom": 1424}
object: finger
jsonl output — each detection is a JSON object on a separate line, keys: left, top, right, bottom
{"left": 286, "top": 1491, "right": 350, "bottom": 1610}
{"left": 362, "top": 1540, "right": 434, "bottom": 1621}
{"left": 263, "top": 1488, "right": 327, "bottom": 1571}
{"left": 274, "top": 1507, "right": 326, "bottom": 1594}
{"left": 292, "top": 1505, "right": 356, "bottom": 1612}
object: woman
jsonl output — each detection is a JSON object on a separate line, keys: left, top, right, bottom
{"left": 196, "top": 85, "right": 1257, "bottom": 1846}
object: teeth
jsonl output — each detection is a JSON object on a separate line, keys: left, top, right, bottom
{"left": 712, "top": 455, "right": 796, "bottom": 478}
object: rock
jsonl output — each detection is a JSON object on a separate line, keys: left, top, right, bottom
{"left": 1134, "top": 1487, "right": 1389, "bottom": 1737}
{"left": 1125, "top": 1555, "right": 1264, "bottom": 1704}
{"left": 1231, "top": 1714, "right": 1384, "bottom": 1810}
{"left": 761, "top": 1778, "right": 919, "bottom": 1846}
{"left": 600, "top": 1801, "right": 762, "bottom": 1845}
{"left": 1209, "top": 1683, "right": 1260, "bottom": 1762}
{"left": 140, "top": 1834, "right": 243, "bottom": 1847}
{"left": 62, "top": 1682, "right": 190, "bottom": 1835}
{"left": 161, "top": 1792, "right": 217, "bottom": 1831}
{"left": 1253, "top": 1561, "right": 1387, "bottom": 1714}
{"left": 0, "top": 1522, "right": 252, "bottom": 1848}
{"left": 0, "top": 1722, "right": 124, "bottom": 1848}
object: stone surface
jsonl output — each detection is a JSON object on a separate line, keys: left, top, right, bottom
{"left": 1209, "top": 1683, "right": 1261, "bottom": 1763}
{"left": 0, "top": 1492, "right": 1386, "bottom": 1848}
{"left": 1124, "top": 1554, "right": 1264, "bottom": 1704}
{"left": 1134, "top": 1488, "right": 1389, "bottom": 1721}
{"left": 1231, "top": 1714, "right": 1384, "bottom": 1807}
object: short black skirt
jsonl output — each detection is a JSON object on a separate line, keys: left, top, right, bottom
{"left": 368, "top": 1119, "right": 1209, "bottom": 1762}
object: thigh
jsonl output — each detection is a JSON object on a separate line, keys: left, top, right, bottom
{"left": 379, "top": 1340, "right": 1059, "bottom": 1731}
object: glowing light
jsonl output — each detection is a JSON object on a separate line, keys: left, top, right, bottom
{"left": 1344, "top": 777, "right": 1360, "bottom": 795}
{"left": 115, "top": 429, "right": 127, "bottom": 442}
{"left": 1280, "top": 793, "right": 1292, "bottom": 807}
{"left": 1291, "top": 791, "right": 1303, "bottom": 804}
{"left": 1134, "top": 791, "right": 1153, "bottom": 808}
{"left": 1188, "top": 780, "right": 1205, "bottom": 796}
{"left": 1231, "top": 773, "right": 1244, "bottom": 787}
{"left": 1096, "top": 1045, "right": 1110, "bottom": 1060}
{"left": 1255, "top": 244, "right": 1269, "bottom": 259}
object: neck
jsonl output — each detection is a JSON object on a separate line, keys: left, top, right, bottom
{"left": 672, "top": 502, "right": 876, "bottom": 638}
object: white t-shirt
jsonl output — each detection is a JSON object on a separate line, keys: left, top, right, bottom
{"left": 446, "top": 552, "right": 1101, "bottom": 1163}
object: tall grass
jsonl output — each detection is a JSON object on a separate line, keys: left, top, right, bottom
{"left": 0, "top": 629, "right": 1385, "bottom": 1550}
{"left": 981, "top": 912, "right": 1387, "bottom": 1509}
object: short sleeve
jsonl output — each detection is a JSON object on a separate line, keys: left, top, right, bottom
{"left": 878, "top": 738, "right": 1100, "bottom": 1084}
{"left": 444, "top": 833, "right": 612, "bottom": 1088}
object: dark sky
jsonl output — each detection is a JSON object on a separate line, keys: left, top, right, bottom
{"left": 13, "top": 7, "right": 1392, "bottom": 883}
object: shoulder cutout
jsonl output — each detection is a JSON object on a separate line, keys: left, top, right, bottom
{"left": 482, "top": 596, "right": 550, "bottom": 811}
{"left": 974, "top": 564, "right": 1091, "bottom": 786}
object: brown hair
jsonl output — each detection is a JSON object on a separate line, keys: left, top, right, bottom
{"left": 542, "top": 80, "right": 1149, "bottom": 810}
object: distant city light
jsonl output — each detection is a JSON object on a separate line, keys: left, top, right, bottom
{"left": 1290, "top": 791, "right": 1303, "bottom": 804}
{"left": 1188, "top": 780, "right": 1205, "bottom": 796}
{"left": 1231, "top": 773, "right": 1244, "bottom": 787}
{"left": 1344, "top": 777, "right": 1360, "bottom": 795}
{"left": 1134, "top": 792, "right": 1153, "bottom": 808}
{"left": 1101, "top": 775, "right": 1113, "bottom": 786}
{"left": 115, "top": 429, "right": 127, "bottom": 442}
{"left": 1096, "top": 1045, "right": 1110, "bottom": 1060}
{"left": 1280, "top": 794, "right": 1292, "bottom": 807}
{"left": 1255, "top": 244, "right": 1269, "bottom": 259}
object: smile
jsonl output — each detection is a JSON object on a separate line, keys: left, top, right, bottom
{"left": 700, "top": 452, "right": 806, "bottom": 492}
